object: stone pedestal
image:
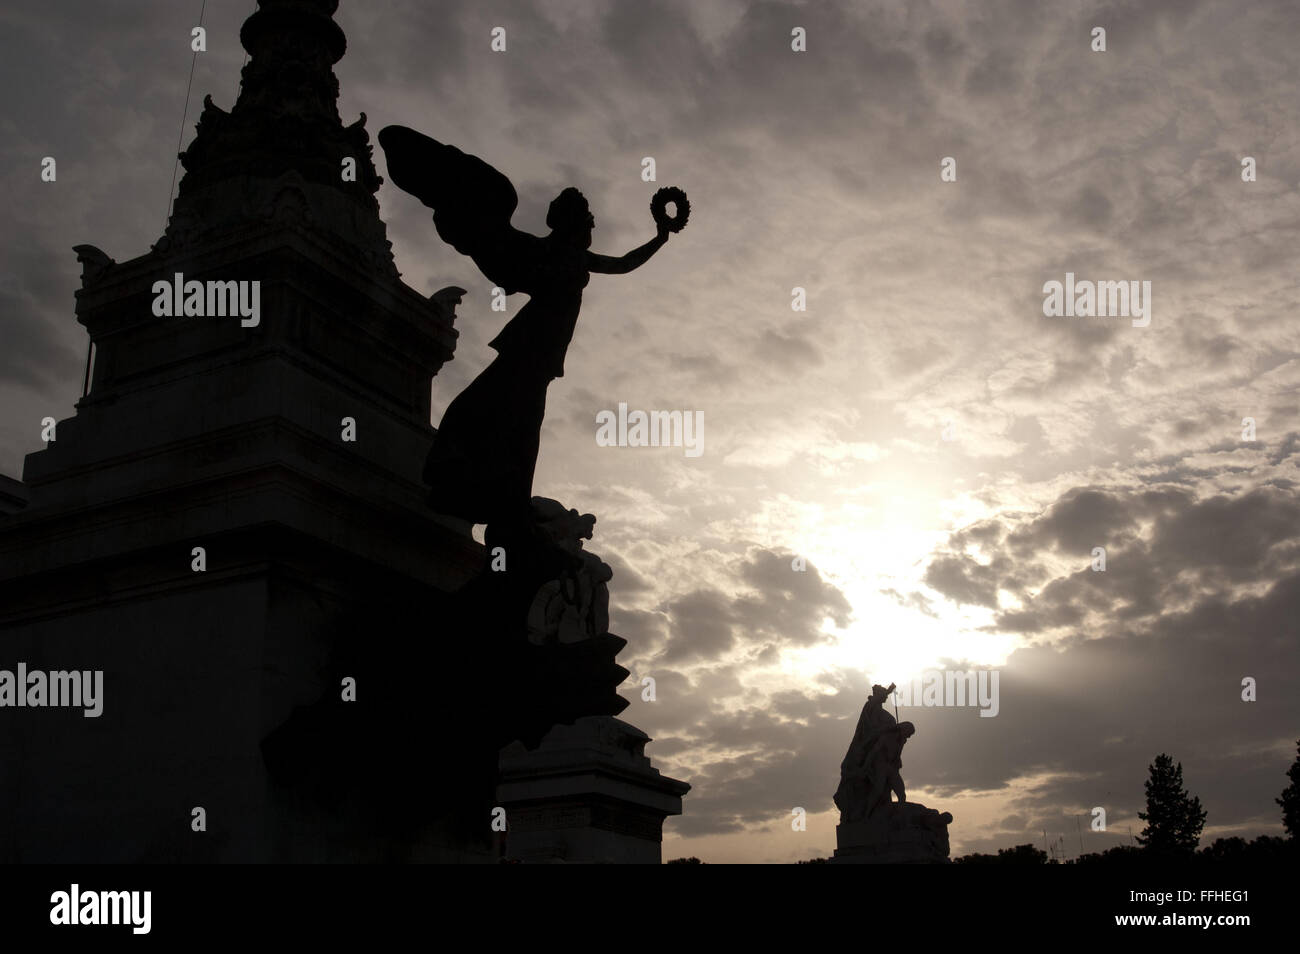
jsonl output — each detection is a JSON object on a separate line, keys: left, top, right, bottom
{"left": 497, "top": 716, "right": 689, "bottom": 863}
{"left": 0, "top": 0, "right": 493, "bottom": 863}
{"left": 832, "top": 802, "right": 953, "bottom": 864}
{"left": 0, "top": 475, "right": 25, "bottom": 515}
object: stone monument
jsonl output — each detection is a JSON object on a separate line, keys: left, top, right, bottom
{"left": 0, "top": 0, "right": 688, "bottom": 863}
{"left": 376, "top": 106, "right": 694, "bottom": 860}
{"left": 831, "top": 683, "right": 953, "bottom": 863}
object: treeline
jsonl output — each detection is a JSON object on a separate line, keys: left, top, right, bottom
{"left": 953, "top": 834, "right": 1294, "bottom": 865}
{"left": 953, "top": 740, "right": 1300, "bottom": 864}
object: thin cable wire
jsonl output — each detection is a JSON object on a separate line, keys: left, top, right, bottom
{"left": 163, "top": 0, "right": 208, "bottom": 231}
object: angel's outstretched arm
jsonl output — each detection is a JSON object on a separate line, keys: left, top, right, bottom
{"left": 586, "top": 232, "right": 668, "bottom": 275}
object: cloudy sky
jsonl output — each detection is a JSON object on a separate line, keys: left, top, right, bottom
{"left": 3, "top": 0, "right": 1298, "bottom": 862}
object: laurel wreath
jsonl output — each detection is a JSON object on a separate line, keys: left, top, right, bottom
{"left": 651, "top": 186, "right": 690, "bottom": 233}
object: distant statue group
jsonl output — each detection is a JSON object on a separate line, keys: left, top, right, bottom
{"left": 834, "top": 683, "right": 916, "bottom": 823}
{"left": 833, "top": 682, "right": 953, "bottom": 862}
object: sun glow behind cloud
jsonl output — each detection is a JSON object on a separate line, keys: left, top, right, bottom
{"left": 761, "top": 464, "right": 1021, "bottom": 684}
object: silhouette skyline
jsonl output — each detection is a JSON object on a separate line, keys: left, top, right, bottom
{"left": 2, "top": 0, "right": 1297, "bottom": 863}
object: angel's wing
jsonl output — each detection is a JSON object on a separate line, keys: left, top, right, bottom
{"left": 378, "top": 125, "right": 535, "bottom": 293}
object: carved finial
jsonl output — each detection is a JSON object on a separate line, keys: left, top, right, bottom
{"left": 72, "top": 245, "right": 115, "bottom": 287}
{"left": 431, "top": 286, "right": 468, "bottom": 321}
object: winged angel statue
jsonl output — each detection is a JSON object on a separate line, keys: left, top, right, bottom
{"left": 379, "top": 127, "right": 690, "bottom": 526}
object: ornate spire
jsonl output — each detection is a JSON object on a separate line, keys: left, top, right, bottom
{"left": 238, "top": 0, "right": 347, "bottom": 123}
{"left": 159, "top": 0, "right": 394, "bottom": 275}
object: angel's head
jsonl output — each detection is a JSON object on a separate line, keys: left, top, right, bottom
{"left": 547, "top": 187, "right": 594, "bottom": 248}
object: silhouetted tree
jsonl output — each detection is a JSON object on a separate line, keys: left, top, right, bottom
{"left": 665, "top": 856, "right": 705, "bottom": 864}
{"left": 1278, "top": 738, "right": 1300, "bottom": 839}
{"left": 953, "top": 843, "right": 1047, "bottom": 864}
{"left": 1198, "top": 836, "right": 1252, "bottom": 862}
{"left": 1200, "top": 835, "right": 1296, "bottom": 865}
{"left": 1069, "top": 836, "right": 1293, "bottom": 865}
{"left": 1136, "top": 753, "right": 1206, "bottom": 854}
{"left": 1073, "top": 845, "right": 1144, "bottom": 864}
{"left": 998, "top": 843, "right": 1048, "bottom": 863}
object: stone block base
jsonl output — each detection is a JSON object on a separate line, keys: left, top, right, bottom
{"left": 832, "top": 802, "right": 952, "bottom": 864}
{"left": 497, "top": 717, "right": 690, "bottom": 864}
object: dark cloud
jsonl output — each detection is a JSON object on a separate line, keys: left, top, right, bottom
{"left": 732, "top": 547, "right": 853, "bottom": 640}
{"left": 602, "top": 549, "right": 653, "bottom": 594}
{"left": 0, "top": 277, "right": 82, "bottom": 393}
{"left": 656, "top": 549, "right": 852, "bottom": 663}
{"left": 752, "top": 329, "right": 822, "bottom": 368}
{"left": 922, "top": 26, "right": 965, "bottom": 61}
{"left": 1009, "top": 487, "right": 1147, "bottom": 556}
{"left": 964, "top": 50, "right": 1021, "bottom": 97}
{"left": 1061, "top": 184, "right": 1114, "bottom": 231}
{"left": 658, "top": 588, "right": 736, "bottom": 663}
{"left": 1149, "top": 488, "right": 1300, "bottom": 578}
{"left": 910, "top": 483, "right": 1300, "bottom": 634}
{"left": 923, "top": 554, "right": 1001, "bottom": 609}
{"left": 880, "top": 586, "right": 938, "bottom": 618}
